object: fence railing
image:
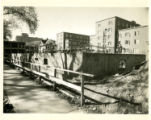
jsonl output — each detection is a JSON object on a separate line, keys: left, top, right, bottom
{"left": 10, "top": 59, "right": 94, "bottom": 106}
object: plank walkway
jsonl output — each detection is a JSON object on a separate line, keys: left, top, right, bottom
{"left": 3, "top": 64, "right": 83, "bottom": 113}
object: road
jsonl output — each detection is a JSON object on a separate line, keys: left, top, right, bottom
{"left": 4, "top": 64, "right": 83, "bottom": 113}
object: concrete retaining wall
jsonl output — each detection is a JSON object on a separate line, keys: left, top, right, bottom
{"left": 11, "top": 52, "right": 146, "bottom": 80}
{"left": 82, "top": 53, "right": 145, "bottom": 78}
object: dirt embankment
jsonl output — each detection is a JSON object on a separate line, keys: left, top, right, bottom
{"left": 83, "top": 61, "right": 148, "bottom": 114}
{"left": 58, "top": 61, "right": 148, "bottom": 114}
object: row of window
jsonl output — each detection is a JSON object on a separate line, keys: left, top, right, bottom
{"left": 35, "top": 58, "right": 48, "bottom": 65}
{"left": 124, "top": 39, "right": 139, "bottom": 45}
{"left": 98, "top": 20, "right": 137, "bottom": 29}
{"left": 98, "top": 20, "right": 113, "bottom": 27}
{"left": 119, "top": 31, "right": 140, "bottom": 38}
{"left": 104, "top": 28, "right": 112, "bottom": 32}
{"left": 117, "top": 20, "right": 138, "bottom": 29}
{"left": 65, "top": 34, "right": 89, "bottom": 40}
{"left": 97, "top": 34, "right": 112, "bottom": 40}
{"left": 65, "top": 39, "right": 89, "bottom": 42}
{"left": 97, "top": 27, "right": 113, "bottom": 33}
{"left": 122, "top": 48, "right": 139, "bottom": 54}
{"left": 65, "top": 41, "right": 89, "bottom": 46}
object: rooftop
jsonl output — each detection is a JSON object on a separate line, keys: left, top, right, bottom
{"left": 26, "top": 40, "right": 41, "bottom": 46}
{"left": 57, "top": 31, "right": 90, "bottom": 37}
{"left": 96, "top": 16, "right": 140, "bottom": 25}
{"left": 118, "top": 25, "right": 148, "bottom": 31}
{"left": 46, "top": 39, "right": 55, "bottom": 44}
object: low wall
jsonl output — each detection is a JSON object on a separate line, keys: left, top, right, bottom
{"left": 11, "top": 52, "right": 146, "bottom": 80}
{"left": 82, "top": 53, "right": 145, "bottom": 78}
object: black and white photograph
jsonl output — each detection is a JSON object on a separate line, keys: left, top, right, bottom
{"left": 3, "top": 6, "right": 149, "bottom": 115}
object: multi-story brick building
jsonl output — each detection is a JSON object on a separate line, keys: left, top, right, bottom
{"left": 25, "top": 40, "right": 41, "bottom": 53}
{"left": 118, "top": 26, "right": 148, "bottom": 55}
{"left": 4, "top": 41, "right": 25, "bottom": 61}
{"left": 57, "top": 32, "right": 90, "bottom": 50}
{"left": 92, "top": 16, "right": 140, "bottom": 53}
{"left": 16, "top": 33, "right": 44, "bottom": 53}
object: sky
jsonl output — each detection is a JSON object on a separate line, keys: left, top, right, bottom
{"left": 12, "top": 7, "right": 149, "bottom": 40}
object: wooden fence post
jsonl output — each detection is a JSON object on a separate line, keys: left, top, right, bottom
{"left": 39, "top": 65, "right": 41, "bottom": 72}
{"left": 31, "top": 63, "right": 32, "bottom": 70}
{"left": 80, "top": 75, "right": 84, "bottom": 106}
{"left": 54, "top": 68, "right": 57, "bottom": 77}
{"left": 39, "top": 76, "right": 41, "bottom": 83}
{"left": 53, "top": 68, "right": 57, "bottom": 91}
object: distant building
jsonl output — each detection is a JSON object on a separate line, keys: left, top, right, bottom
{"left": 56, "top": 32, "right": 90, "bottom": 50}
{"left": 39, "top": 39, "right": 57, "bottom": 52}
{"left": 39, "top": 40, "right": 47, "bottom": 52}
{"left": 4, "top": 41, "right": 25, "bottom": 61}
{"left": 91, "top": 16, "right": 140, "bottom": 53}
{"left": 16, "top": 33, "right": 44, "bottom": 53}
{"left": 45, "top": 39, "right": 57, "bottom": 52}
{"left": 16, "top": 33, "right": 43, "bottom": 44}
{"left": 118, "top": 26, "right": 148, "bottom": 55}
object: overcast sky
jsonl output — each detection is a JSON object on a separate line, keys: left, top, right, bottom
{"left": 12, "top": 7, "right": 148, "bottom": 40}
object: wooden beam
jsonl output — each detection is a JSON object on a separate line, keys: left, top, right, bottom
{"left": 80, "top": 75, "right": 84, "bottom": 106}
{"left": 23, "top": 62, "right": 94, "bottom": 77}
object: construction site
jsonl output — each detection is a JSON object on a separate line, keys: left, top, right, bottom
{"left": 3, "top": 14, "right": 149, "bottom": 114}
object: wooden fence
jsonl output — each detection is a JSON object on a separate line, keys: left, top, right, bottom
{"left": 10, "top": 59, "right": 94, "bottom": 106}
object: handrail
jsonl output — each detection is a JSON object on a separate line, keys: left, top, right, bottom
{"left": 17, "top": 61, "right": 94, "bottom": 77}
{"left": 11, "top": 59, "right": 91, "bottom": 106}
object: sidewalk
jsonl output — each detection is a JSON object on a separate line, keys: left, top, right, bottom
{"left": 3, "top": 64, "right": 81, "bottom": 113}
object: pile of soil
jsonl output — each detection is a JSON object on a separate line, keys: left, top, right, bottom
{"left": 83, "top": 61, "right": 148, "bottom": 114}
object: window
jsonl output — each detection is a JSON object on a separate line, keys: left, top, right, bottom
{"left": 108, "top": 42, "right": 111, "bottom": 45}
{"left": 98, "top": 24, "right": 101, "bottom": 27}
{"left": 117, "top": 22, "right": 120, "bottom": 27}
{"left": 134, "top": 39, "right": 139, "bottom": 45}
{"left": 125, "top": 32, "right": 130, "bottom": 37}
{"left": 69, "top": 34, "right": 72, "bottom": 38}
{"left": 134, "top": 31, "right": 139, "bottom": 36}
{"left": 65, "top": 33, "right": 69, "bottom": 38}
{"left": 133, "top": 48, "right": 139, "bottom": 54}
{"left": 44, "top": 58, "right": 48, "bottom": 65}
{"left": 134, "top": 31, "right": 137, "bottom": 36}
{"left": 126, "top": 24, "right": 129, "bottom": 27}
{"left": 98, "top": 43, "right": 101, "bottom": 47}
{"left": 119, "top": 59, "right": 126, "bottom": 69}
{"left": 108, "top": 28, "right": 112, "bottom": 32}
{"left": 125, "top": 40, "right": 130, "bottom": 45}
{"left": 119, "top": 33, "right": 122, "bottom": 38}
{"left": 108, "top": 20, "right": 112, "bottom": 25}
{"left": 108, "top": 35, "right": 111, "bottom": 39}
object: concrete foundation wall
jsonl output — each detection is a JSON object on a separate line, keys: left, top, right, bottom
{"left": 82, "top": 53, "right": 145, "bottom": 78}
{"left": 11, "top": 52, "right": 145, "bottom": 80}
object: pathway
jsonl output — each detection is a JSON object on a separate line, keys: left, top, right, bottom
{"left": 4, "top": 64, "right": 82, "bottom": 113}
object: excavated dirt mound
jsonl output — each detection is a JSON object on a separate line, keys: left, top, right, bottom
{"left": 84, "top": 61, "right": 148, "bottom": 114}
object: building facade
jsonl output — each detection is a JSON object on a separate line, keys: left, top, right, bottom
{"left": 4, "top": 41, "right": 25, "bottom": 61}
{"left": 16, "top": 33, "right": 44, "bottom": 53}
{"left": 92, "top": 16, "right": 140, "bottom": 53}
{"left": 39, "top": 39, "right": 57, "bottom": 52}
{"left": 45, "top": 39, "right": 57, "bottom": 52}
{"left": 118, "top": 26, "right": 148, "bottom": 55}
{"left": 57, "top": 32, "right": 90, "bottom": 50}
